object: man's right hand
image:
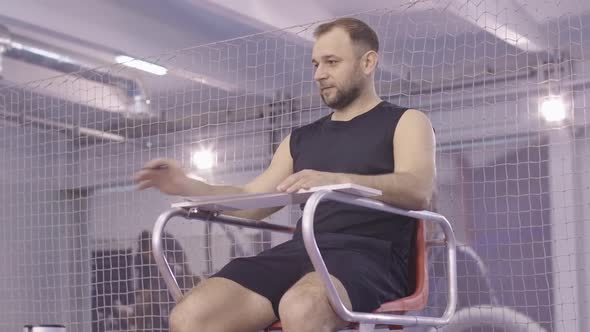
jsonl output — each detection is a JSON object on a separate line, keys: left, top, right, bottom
{"left": 133, "top": 158, "right": 191, "bottom": 195}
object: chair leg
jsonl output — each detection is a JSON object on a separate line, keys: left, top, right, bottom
{"left": 358, "top": 323, "right": 375, "bottom": 332}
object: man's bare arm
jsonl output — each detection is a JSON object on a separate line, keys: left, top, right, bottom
{"left": 342, "top": 110, "right": 436, "bottom": 209}
{"left": 135, "top": 135, "right": 294, "bottom": 220}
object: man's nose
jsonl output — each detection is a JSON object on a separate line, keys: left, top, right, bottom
{"left": 314, "top": 65, "right": 328, "bottom": 81}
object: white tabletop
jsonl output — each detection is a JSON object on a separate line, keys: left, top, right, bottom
{"left": 171, "top": 183, "right": 381, "bottom": 211}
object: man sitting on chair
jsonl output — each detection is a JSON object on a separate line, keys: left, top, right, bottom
{"left": 133, "top": 17, "right": 436, "bottom": 332}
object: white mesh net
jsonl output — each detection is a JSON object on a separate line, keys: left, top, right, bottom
{"left": 0, "top": 0, "right": 589, "bottom": 331}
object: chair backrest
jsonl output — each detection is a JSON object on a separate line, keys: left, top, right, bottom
{"left": 375, "top": 220, "right": 428, "bottom": 313}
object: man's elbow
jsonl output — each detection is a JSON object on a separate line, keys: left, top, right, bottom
{"left": 385, "top": 193, "right": 429, "bottom": 210}
{"left": 418, "top": 195, "right": 432, "bottom": 210}
{"left": 409, "top": 189, "right": 433, "bottom": 210}
{"left": 407, "top": 196, "right": 429, "bottom": 210}
{"left": 404, "top": 173, "right": 435, "bottom": 210}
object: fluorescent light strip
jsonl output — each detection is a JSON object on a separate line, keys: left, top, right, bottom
{"left": 115, "top": 55, "right": 167, "bottom": 76}
{"left": 10, "top": 42, "right": 73, "bottom": 62}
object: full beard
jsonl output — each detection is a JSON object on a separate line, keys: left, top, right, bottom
{"left": 320, "top": 83, "right": 362, "bottom": 110}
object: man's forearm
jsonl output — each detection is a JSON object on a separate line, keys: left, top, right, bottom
{"left": 343, "top": 172, "right": 433, "bottom": 210}
{"left": 180, "top": 177, "right": 246, "bottom": 197}
{"left": 179, "top": 177, "right": 281, "bottom": 220}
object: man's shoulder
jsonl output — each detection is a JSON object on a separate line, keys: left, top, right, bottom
{"left": 377, "top": 101, "right": 410, "bottom": 113}
{"left": 378, "top": 102, "right": 431, "bottom": 123}
{"left": 395, "top": 108, "right": 435, "bottom": 134}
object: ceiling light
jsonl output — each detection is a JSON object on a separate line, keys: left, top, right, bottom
{"left": 540, "top": 96, "right": 567, "bottom": 122}
{"left": 191, "top": 149, "right": 215, "bottom": 170}
{"left": 115, "top": 55, "right": 167, "bottom": 76}
{"left": 11, "top": 42, "right": 73, "bottom": 62}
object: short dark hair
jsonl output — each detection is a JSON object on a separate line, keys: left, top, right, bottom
{"left": 314, "top": 17, "right": 379, "bottom": 53}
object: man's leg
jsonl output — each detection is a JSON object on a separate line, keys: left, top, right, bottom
{"left": 278, "top": 272, "right": 353, "bottom": 332}
{"left": 169, "top": 277, "right": 277, "bottom": 332}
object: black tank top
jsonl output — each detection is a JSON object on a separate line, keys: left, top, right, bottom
{"left": 290, "top": 101, "right": 417, "bottom": 250}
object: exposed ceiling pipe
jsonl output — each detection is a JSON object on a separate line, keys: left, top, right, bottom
{"left": 0, "top": 108, "right": 127, "bottom": 143}
{"left": 384, "top": 67, "right": 538, "bottom": 101}
{"left": 0, "top": 24, "right": 153, "bottom": 118}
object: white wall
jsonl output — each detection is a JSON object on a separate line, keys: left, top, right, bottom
{"left": 0, "top": 125, "right": 85, "bottom": 331}
{"left": 573, "top": 90, "right": 590, "bottom": 331}
{"left": 575, "top": 137, "right": 590, "bottom": 330}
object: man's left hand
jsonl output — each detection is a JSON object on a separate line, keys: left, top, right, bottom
{"left": 276, "top": 169, "right": 348, "bottom": 193}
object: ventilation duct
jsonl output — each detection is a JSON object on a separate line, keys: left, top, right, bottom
{"left": 0, "top": 24, "right": 153, "bottom": 118}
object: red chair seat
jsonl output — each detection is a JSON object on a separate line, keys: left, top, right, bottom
{"left": 265, "top": 221, "right": 428, "bottom": 331}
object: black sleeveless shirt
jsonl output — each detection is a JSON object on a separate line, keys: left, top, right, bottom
{"left": 290, "top": 101, "right": 417, "bottom": 250}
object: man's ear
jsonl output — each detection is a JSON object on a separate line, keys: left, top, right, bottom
{"left": 361, "top": 50, "right": 379, "bottom": 74}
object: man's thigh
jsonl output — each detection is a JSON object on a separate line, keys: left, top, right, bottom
{"left": 171, "top": 277, "right": 277, "bottom": 332}
{"left": 287, "top": 271, "right": 353, "bottom": 309}
{"left": 212, "top": 238, "right": 307, "bottom": 317}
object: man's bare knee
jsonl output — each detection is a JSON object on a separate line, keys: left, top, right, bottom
{"left": 278, "top": 272, "right": 351, "bottom": 332}
{"left": 169, "top": 277, "right": 277, "bottom": 332}
{"left": 279, "top": 288, "right": 321, "bottom": 324}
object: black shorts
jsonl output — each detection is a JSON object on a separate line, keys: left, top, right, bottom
{"left": 212, "top": 233, "right": 409, "bottom": 318}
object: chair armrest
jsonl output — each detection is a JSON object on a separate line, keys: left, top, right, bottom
{"left": 151, "top": 208, "right": 294, "bottom": 302}
{"left": 300, "top": 190, "right": 457, "bottom": 327}
{"left": 152, "top": 208, "right": 190, "bottom": 302}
